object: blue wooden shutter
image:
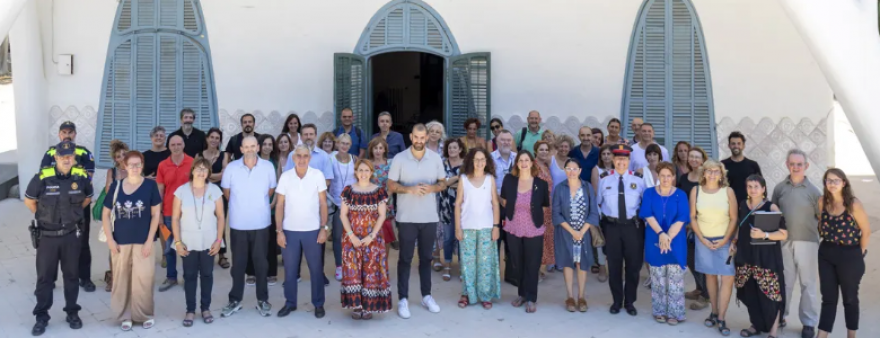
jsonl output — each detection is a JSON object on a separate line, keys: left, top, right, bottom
{"left": 448, "top": 53, "right": 491, "bottom": 139}
{"left": 334, "top": 53, "right": 367, "bottom": 132}
{"left": 358, "top": 0, "right": 458, "bottom": 57}
{"left": 96, "top": 0, "right": 217, "bottom": 167}
{"left": 622, "top": 0, "right": 716, "bottom": 157}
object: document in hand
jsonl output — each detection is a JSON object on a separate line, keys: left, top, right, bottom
{"left": 751, "top": 211, "right": 782, "bottom": 245}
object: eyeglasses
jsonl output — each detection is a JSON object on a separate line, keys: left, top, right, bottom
{"left": 825, "top": 178, "right": 843, "bottom": 186}
{"left": 705, "top": 169, "right": 722, "bottom": 176}
{"left": 788, "top": 162, "right": 805, "bottom": 168}
{"left": 491, "top": 125, "right": 502, "bottom": 130}
{"left": 127, "top": 163, "right": 143, "bottom": 169}
{"left": 193, "top": 168, "right": 209, "bottom": 173}
{"left": 564, "top": 167, "right": 580, "bottom": 172}
{"left": 473, "top": 158, "right": 487, "bottom": 163}
{"left": 356, "top": 169, "right": 373, "bottom": 174}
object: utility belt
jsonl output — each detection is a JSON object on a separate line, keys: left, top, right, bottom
{"left": 28, "top": 221, "right": 81, "bottom": 249}
{"left": 601, "top": 216, "right": 640, "bottom": 227}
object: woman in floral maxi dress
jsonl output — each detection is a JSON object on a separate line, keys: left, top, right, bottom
{"left": 339, "top": 159, "right": 393, "bottom": 319}
{"left": 534, "top": 141, "right": 556, "bottom": 277}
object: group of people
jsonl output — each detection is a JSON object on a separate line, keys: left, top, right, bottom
{"left": 23, "top": 108, "right": 870, "bottom": 338}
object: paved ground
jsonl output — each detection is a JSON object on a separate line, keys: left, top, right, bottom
{"left": 0, "top": 178, "right": 878, "bottom": 338}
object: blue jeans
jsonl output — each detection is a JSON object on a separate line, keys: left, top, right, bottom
{"left": 163, "top": 216, "right": 178, "bottom": 279}
{"left": 442, "top": 222, "right": 457, "bottom": 262}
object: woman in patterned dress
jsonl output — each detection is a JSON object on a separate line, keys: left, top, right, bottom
{"left": 339, "top": 159, "right": 392, "bottom": 319}
{"left": 434, "top": 138, "right": 465, "bottom": 281}
{"left": 367, "top": 138, "right": 397, "bottom": 252}
{"left": 534, "top": 141, "right": 555, "bottom": 278}
{"left": 455, "top": 148, "right": 501, "bottom": 309}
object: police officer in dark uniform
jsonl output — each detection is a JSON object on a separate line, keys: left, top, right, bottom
{"left": 596, "top": 144, "right": 646, "bottom": 316}
{"left": 25, "top": 141, "right": 94, "bottom": 336}
{"left": 41, "top": 121, "right": 97, "bottom": 292}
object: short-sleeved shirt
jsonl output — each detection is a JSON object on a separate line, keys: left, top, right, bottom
{"left": 515, "top": 127, "right": 545, "bottom": 156}
{"left": 721, "top": 157, "right": 762, "bottom": 203}
{"left": 223, "top": 132, "right": 262, "bottom": 162}
{"left": 26, "top": 167, "right": 94, "bottom": 226}
{"left": 104, "top": 179, "right": 162, "bottom": 245}
{"left": 167, "top": 127, "right": 208, "bottom": 158}
{"left": 142, "top": 149, "right": 170, "bottom": 178}
{"left": 568, "top": 144, "right": 600, "bottom": 182}
{"left": 41, "top": 145, "right": 95, "bottom": 177}
{"left": 283, "top": 147, "right": 334, "bottom": 181}
{"left": 388, "top": 147, "right": 446, "bottom": 223}
{"left": 771, "top": 176, "right": 821, "bottom": 242}
{"left": 221, "top": 158, "right": 277, "bottom": 230}
{"left": 174, "top": 183, "right": 223, "bottom": 251}
{"left": 156, "top": 155, "right": 193, "bottom": 216}
{"left": 629, "top": 142, "right": 670, "bottom": 172}
{"left": 491, "top": 150, "right": 514, "bottom": 194}
{"left": 277, "top": 167, "right": 327, "bottom": 231}
{"left": 334, "top": 126, "right": 368, "bottom": 156}
{"left": 596, "top": 170, "right": 646, "bottom": 219}
{"left": 372, "top": 131, "right": 407, "bottom": 159}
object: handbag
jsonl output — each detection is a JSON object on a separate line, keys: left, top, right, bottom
{"left": 92, "top": 190, "right": 107, "bottom": 221}
{"left": 98, "top": 179, "right": 121, "bottom": 243}
{"left": 590, "top": 225, "right": 605, "bottom": 247}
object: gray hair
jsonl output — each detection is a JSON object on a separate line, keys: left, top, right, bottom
{"left": 150, "top": 126, "right": 166, "bottom": 137}
{"left": 336, "top": 133, "right": 352, "bottom": 143}
{"left": 378, "top": 111, "right": 392, "bottom": 120}
{"left": 786, "top": 148, "right": 808, "bottom": 163}
{"left": 242, "top": 135, "right": 258, "bottom": 146}
{"left": 426, "top": 120, "right": 446, "bottom": 140}
{"left": 293, "top": 144, "right": 311, "bottom": 156}
{"left": 498, "top": 129, "right": 514, "bottom": 137}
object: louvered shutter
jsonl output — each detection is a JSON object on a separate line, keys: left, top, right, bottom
{"left": 622, "top": 0, "right": 715, "bottom": 157}
{"left": 448, "top": 53, "right": 491, "bottom": 139}
{"left": 334, "top": 53, "right": 367, "bottom": 132}
{"left": 358, "top": 1, "right": 457, "bottom": 57}
{"left": 96, "top": 0, "right": 217, "bottom": 167}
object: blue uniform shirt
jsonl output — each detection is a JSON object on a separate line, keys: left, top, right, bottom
{"left": 596, "top": 170, "right": 646, "bottom": 219}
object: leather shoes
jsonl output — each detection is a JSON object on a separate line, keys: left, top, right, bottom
{"left": 609, "top": 305, "right": 621, "bottom": 314}
{"left": 80, "top": 280, "right": 96, "bottom": 293}
{"left": 32, "top": 320, "right": 48, "bottom": 336}
{"left": 801, "top": 326, "right": 815, "bottom": 338}
{"left": 315, "top": 306, "right": 326, "bottom": 318}
{"left": 66, "top": 314, "right": 82, "bottom": 329}
{"left": 625, "top": 305, "right": 638, "bottom": 316}
{"left": 277, "top": 305, "right": 296, "bottom": 317}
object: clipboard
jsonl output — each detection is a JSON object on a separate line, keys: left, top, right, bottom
{"left": 751, "top": 211, "right": 782, "bottom": 245}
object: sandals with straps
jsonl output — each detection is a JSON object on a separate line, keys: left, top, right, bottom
{"left": 202, "top": 311, "right": 214, "bottom": 324}
{"left": 704, "top": 313, "right": 718, "bottom": 327}
{"left": 120, "top": 320, "right": 132, "bottom": 331}
{"left": 717, "top": 320, "right": 730, "bottom": 336}
{"left": 442, "top": 267, "right": 452, "bottom": 281}
{"left": 182, "top": 313, "right": 194, "bottom": 327}
{"left": 457, "top": 295, "right": 469, "bottom": 308}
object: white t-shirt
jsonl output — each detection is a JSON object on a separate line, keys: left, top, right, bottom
{"left": 276, "top": 167, "right": 327, "bottom": 231}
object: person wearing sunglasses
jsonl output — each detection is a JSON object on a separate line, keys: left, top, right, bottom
{"left": 488, "top": 118, "right": 505, "bottom": 152}
{"left": 770, "top": 149, "right": 821, "bottom": 338}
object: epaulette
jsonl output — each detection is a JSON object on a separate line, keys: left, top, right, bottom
{"left": 74, "top": 146, "right": 89, "bottom": 156}
{"left": 46, "top": 147, "right": 57, "bottom": 156}
{"left": 599, "top": 171, "right": 611, "bottom": 179}
{"left": 39, "top": 167, "right": 56, "bottom": 180}
{"left": 631, "top": 170, "right": 643, "bottom": 178}
{"left": 71, "top": 166, "right": 88, "bottom": 178}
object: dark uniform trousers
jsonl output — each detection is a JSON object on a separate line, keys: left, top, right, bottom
{"left": 80, "top": 205, "right": 91, "bottom": 282}
{"left": 34, "top": 230, "right": 82, "bottom": 321}
{"left": 601, "top": 217, "right": 645, "bottom": 307}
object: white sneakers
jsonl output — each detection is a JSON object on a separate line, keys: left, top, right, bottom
{"left": 335, "top": 267, "right": 343, "bottom": 281}
{"left": 398, "top": 299, "right": 411, "bottom": 319}
{"left": 421, "top": 295, "right": 441, "bottom": 313}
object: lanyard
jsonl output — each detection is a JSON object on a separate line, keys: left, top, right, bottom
{"left": 739, "top": 200, "right": 765, "bottom": 228}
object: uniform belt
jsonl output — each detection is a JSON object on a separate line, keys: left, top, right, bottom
{"left": 602, "top": 216, "right": 638, "bottom": 224}
{"left": 39, "top": 227, "right": 77, "bottom": 238}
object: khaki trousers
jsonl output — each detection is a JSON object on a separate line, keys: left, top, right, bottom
{"left": 111, "top": 244, "right": 155, "bottom": 322}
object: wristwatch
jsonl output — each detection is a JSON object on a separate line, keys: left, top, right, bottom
{"left": 323, "top": 225, "right": 331, "bottom": 232}
{"left": 764, "top": 232, "right": 769, "bottom": 240}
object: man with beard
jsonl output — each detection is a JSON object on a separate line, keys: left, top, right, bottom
{"left": 40, "top": 121, "right": 96, "bottom": 293}
{"left": 387, "top": 124, "right": 447, "bottom": 319}
{"left": 220, "top": 136, "right": 277, "bottom": 317}
{"left": 721, "top": 131, "right": 762, "bottom": 203}
{"left": 491, "top": 130, "right": 517, "bottom": 285}
{"left": 223, "top": 114, "right": 261, "bottom": 167}
{"left": 166, "top": 108, "right": 207, "bottom": 157}
{"left": 569, "top": 126, "right": 600, "bottom": 181}
{"left": 514, "top": 110, "right": 545, "bottom": 156}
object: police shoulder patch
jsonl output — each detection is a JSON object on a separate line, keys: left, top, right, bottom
{"left": 599, "top": 171, "right": 611, "bottom": 179}
{"left": 632, "top": 170, "right": 643, "bottom": 178}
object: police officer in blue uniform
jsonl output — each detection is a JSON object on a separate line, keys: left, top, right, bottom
{"left": 596, "top": 144, "right": 646, "bottom": 316}
{"left": 25, "top": 141, "right": 94, "bottom": 336}
{"left": 41, "top": 121, "right": 97, "bottom": 292}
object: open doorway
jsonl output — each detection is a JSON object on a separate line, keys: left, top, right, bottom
{"left": 371, "top": 52, "right": 444, "bottom": 144}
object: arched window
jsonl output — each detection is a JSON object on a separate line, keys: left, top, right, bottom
{"left": 621, "top": 0, "right": 716, "bottom": 157}
{"left": 95, "top": 0, "right": 217, "bottom": 167}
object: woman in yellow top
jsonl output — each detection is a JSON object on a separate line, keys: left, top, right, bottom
{"left": 689, "top": 159, "right": 737, "bottom": 336}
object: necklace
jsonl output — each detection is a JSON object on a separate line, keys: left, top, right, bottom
{"left": 191, "top": 184, "right": 207, "bottom": 229}
{"left": 658, "top": 187, "right": 675, "bottom": 221}
{"left": 336, "top": 154, "right": 353, "bottom": 188}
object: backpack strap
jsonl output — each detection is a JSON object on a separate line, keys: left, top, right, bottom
{"left": 520, "top": 127, "right": 528, "bottom": 148}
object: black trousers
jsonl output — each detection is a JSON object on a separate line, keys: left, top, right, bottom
{"left": 34, "top": 232, "right": 82, "bottom": 321}
{"left": 500, "top": 230, "right": 519, "bottom": 286}
{"left": 506, "top": 233, "right": 543, "bottom": 302}
{"left": 229, "top": 227, "right": 269, "bottom": 303}
{"left": 182, "top": 250, "right": 214, "bottom": 313}
{"left": 602, "top": 218, "right": 645, "bottom": 307}
{"left": 818, "top": 242, "right": 864, "bottom": 332}
{"left": 246, "top": 217, "right": 278, "bottom": 277}
{"left": 397, "top": 222, "right": 437, "bottom": 300}
{"left": 79, "top": 206, "right": 92, "bottom": 282}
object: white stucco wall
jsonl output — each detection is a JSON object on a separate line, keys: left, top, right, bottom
{"left": 25, "top": 0, "right": 833, "bottom": 192}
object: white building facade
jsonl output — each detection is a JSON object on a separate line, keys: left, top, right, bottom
{"left": 7, "top": 0, "right": 880, "bottom": 194}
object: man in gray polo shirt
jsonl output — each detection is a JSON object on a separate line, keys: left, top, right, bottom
{"left": 387, "top": 124, "right": 447, "bottom": 319}
{"left": 771, "top": 149, "right": 821, "bottom": 338}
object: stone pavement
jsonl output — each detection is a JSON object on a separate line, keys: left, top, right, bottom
{"left": 0, "top": 179, "right": 878, "bottom": 338}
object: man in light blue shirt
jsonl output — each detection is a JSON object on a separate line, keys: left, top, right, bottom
{"left": 284, "top": 124, "right": 334, "bottom": 186}
{"left": 491, "top": 130, "right": 515, "bottom": 194}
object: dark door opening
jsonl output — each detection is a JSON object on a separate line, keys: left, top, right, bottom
{"left": 371, "top": 52, "right": 444, "bottom": 145}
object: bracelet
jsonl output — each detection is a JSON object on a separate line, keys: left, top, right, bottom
{"left": 658, "top": 231, "right": 666, "bottom": 236}
{"left": 174, "top": 241, "right": 183, "bottom": 247}
{"left": 215, "top": 239, "right": 222, "bottom": 243}
{"left": 493, "top": 223, "right": 501, "bottom": 228}
{"left": 346, "top": 230, "right": 354, "bottom": 237}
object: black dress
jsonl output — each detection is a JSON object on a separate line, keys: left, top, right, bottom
{"left": 734, "top": 201, "right": 786, "bottom": 333}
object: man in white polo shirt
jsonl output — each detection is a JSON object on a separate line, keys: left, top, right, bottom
{"left": 387, "top": 124, "right": 447, "bottom": 319}
{"left": 274, "top": 145, "right": 329, "bottom": 319}
{"left": 219, "top": 136, "right": 277, "bottom": 318}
